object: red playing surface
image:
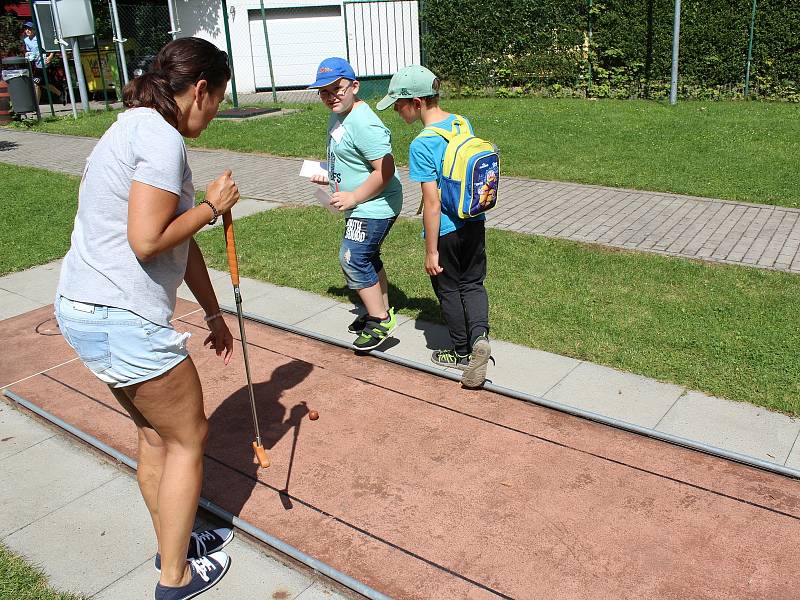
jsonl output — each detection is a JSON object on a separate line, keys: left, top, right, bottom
{"left": 3, "top": 302, "right": 799, "bottom": 599}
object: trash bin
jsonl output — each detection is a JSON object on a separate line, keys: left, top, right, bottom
{"left": 1, "top": 57, "right": 37, "bottom": 115}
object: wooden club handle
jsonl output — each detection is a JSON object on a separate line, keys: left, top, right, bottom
{"left": 223, "top": 211, "right": 239, "bottom": 286}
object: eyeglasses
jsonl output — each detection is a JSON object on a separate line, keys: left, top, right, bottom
{"left": 318, "top": 82, "right": 353, "bottom": 100}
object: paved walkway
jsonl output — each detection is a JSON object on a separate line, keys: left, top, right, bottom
{"left": 2, "top": 127, "right": 800, "bottom": 597}
{"left": 0, "top": 400, "right": 356, "bottom": 600}
{"left": 2, "top": 128, "right": 800, "bottom": 273}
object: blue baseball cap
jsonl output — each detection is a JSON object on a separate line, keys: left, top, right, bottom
{"left": 24, "top": 21, "right": 34, "bottom": 28}
{"left": 308, "top": 57, "right": 356, "bottom": 89}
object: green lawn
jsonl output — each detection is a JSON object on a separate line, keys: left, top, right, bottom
{"left": 9, "top": 98, "right": 799, "bottom": 207}
{"left": 3, "top": 162, "right": 800, "bottom": 416}
{"left": 0, "top": 544, "right": 87, "bottom": 600}
{"left": 196, "top": 206, "right": 800, "bottom": 417}
{"left": 0, "top": 163, "right": 79, "bottom": 275}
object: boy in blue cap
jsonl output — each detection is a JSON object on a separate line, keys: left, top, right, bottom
{"left": 308, "top": 57, "right": 403, "bottom": 351}
{"left": 377, "top": 65, "right": 491, "bottom": 388}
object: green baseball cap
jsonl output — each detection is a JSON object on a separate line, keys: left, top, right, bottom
{"left": 376, "top": 65, "right": 439, "bottom": 110}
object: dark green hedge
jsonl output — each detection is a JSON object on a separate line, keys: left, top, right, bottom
{"left": 420, "top": 0, "right": 799, "bottom": 100}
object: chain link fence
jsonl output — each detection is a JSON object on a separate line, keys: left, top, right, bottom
{"left": 115, "top": 1, "right": 172, "bottom": 78}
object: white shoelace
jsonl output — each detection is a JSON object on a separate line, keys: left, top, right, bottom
{"left": 190, "top": 556, "right": 217, "bottom": 583}
{"left": 190, "top": 530, "right": 217, "bottom": 557}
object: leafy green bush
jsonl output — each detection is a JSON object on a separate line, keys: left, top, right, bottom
{"left": 420, "top": 0, "right": 799, "bottom": 101}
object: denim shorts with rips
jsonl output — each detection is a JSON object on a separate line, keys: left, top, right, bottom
{"left": 338, "top": 216, "right": 397, "bottom": 290}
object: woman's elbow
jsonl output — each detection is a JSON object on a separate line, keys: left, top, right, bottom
{"left": 129, "top": 238, "right": 158, "bottom": 262}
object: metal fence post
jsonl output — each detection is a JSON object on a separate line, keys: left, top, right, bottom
{"left": 744, "top": 0, "right": 757, "bottom": 98}
{"left": 167, "top": 0, "right": 180, "bottom": 40}
{"left": 258, "top": 0, "right": 278, "bottom": 103}
{"left": 108, "top": 0, "right": 128, "bottom": 86}
{"left": 418, "top": 0, "right": 427, "bottom": 67}
{"left": 220, "top": 0, "right": 238, "bottom": 108}
{"left": 49, "top": 0, "right": 77, "bottom": 118}
{"left": 669, "top": 0, "right": 681, "bottom": 105}
{"left": 587, "top": 0, "right": 593, "bottom": 95}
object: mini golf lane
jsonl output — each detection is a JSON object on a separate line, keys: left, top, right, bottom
{"left": 2, "top": 303, "right": 799, "bottom": 600}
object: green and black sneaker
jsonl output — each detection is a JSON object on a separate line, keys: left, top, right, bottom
{"left": 347, "top": 313, "right": 369, "bottom": 334}
{"left": 431, "top": 349, "right": 470, "bottom": 370}
{"left": 353, "top": 308, "right": 397, "bottom": 351}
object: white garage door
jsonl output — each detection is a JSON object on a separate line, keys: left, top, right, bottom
{"left": 249, "top": 5, "right": 347, "bottom": 89}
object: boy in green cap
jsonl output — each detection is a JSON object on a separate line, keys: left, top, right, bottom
{"left": 377, "top": 65, "right": 491, "bottom": 388}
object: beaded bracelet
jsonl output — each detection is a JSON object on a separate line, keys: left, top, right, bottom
{"left": 204, "top": 311, "right": 223, "bottom": 323}
{"left": 199, "top": 199, "right": 219, "bottom": 225}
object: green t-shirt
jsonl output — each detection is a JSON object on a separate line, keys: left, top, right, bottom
{"left": 326, "top": 102, "right": 403, "bottom": 219}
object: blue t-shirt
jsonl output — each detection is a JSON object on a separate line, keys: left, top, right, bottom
{"left": 408, "top": 113, "right": 485, "bottom": 237}
{"left": 23, "top": 35, "right": 43, "bottom": 68}
{"left": 326, "top": 102, "right": 403, "bottom": 220}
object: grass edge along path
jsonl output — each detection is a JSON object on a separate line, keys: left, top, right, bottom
{"left": 1, "top": 163, "right": 797, "bottom": 417}
{"left": 0, "top": 543, "right": 88, "bottom": 600}
{"left": 7, "top": 98, "right": 800, "bottom": 208}
{"left": 0, "top": 163, "right": 79, "bottom": 276}
{"left": 196, "top": 206, "right": 800, "bottom": 417}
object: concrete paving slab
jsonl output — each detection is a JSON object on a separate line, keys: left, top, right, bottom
{"left": 4, "top": 475, "right": 157, "bottom": 596}
{"left": 234, "top": 281, "right": 339, "bottom": 325}
{"left": 295, "top": 302, "right": 412, "bottom": 347}
{"left": 297, "top": 581, "right": 349, "bottom": 600}
{"left": 0, "top": 434, "right": 121, "bottom": 538}
{"left": 488, "top": 340, "right": 581, "bottom": 396}
{"left": 91, "top": 557, "right": 162, "bottom": 600}
{"left": 177, "top": 273, "right": 273, "bottom": 312}
{"left": 381, "top": 319, "right": 452, "bottom": 371}
{"left": 0, "top": 260, "right": 61, "bottom": 304}
{"left": 0, "top": 288, "right": 44, "bottom": 320}
{"left": 93, "top": 533, "right": 325, "bottom": 600}
{"left": 786, "top": 436, "right": 800, "bottom": 470}
{"left": 0, "top": 402, "right": 54, "bottom": 460}
{"left": 543, "top": 362, "right": 684, "bottom": 428}
{"left": 656, "top": 391, "right": 800, "bottom": 463}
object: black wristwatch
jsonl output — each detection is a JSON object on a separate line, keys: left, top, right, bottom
{"left": 199, "top": 199, "right": 219, "bottom": 225}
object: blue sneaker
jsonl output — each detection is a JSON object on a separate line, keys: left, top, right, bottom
{"left": 154, "top": 551, "right": 230, "bottom": 600}
{"left": 154, "top": 528, "right": 233, "bottom": 572}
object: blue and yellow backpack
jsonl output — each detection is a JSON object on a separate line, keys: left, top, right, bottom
{"left": 416, "top": 115, "right": 499, "bottom": 219}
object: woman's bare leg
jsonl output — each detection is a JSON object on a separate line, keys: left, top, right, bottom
{"left": 122, "top": 357, "right": 208, "bottom": 587}
{"left": 110, "top": 388, "right": 166, "bottom": 551}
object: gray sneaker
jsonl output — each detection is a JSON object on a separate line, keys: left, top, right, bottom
{"left": 462, "top": 335, "right": 491, "bottom": 388}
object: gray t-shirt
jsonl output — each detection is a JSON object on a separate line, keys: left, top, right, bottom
{"left": 58, "top": 107, "right": 195, "bottom": 326}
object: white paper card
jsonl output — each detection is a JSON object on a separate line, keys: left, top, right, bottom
{"left": 330, "top": 123, "right": 345, "bottom": 144}
{"left": 299, "top": 160, "right": 328, "bottom": 179}
{"left": 314, "top": 188, "right": 339, "bottom": 214}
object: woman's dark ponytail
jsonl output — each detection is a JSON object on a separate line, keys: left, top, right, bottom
{"left": 122, "top": 37, "right": 231, "bottom": 129}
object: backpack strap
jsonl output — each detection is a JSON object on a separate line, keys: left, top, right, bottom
{"left": 416, "top": 114, "right": 470, "bottom": 142}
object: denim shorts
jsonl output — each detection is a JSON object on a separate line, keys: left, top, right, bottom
{"left": 338, "top": 216, "right": 396, "bottom": 290}
{"left": 55, "top": 295, "right": 190, "bottom": 388}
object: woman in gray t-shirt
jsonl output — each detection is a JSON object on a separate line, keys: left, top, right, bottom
{"left": 55, "top": 38, "right": 238, "bottom": 600}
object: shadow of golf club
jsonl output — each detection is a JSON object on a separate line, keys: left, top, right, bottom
{"left": 205, "top": 359, "right": 313, "bottom": 516}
